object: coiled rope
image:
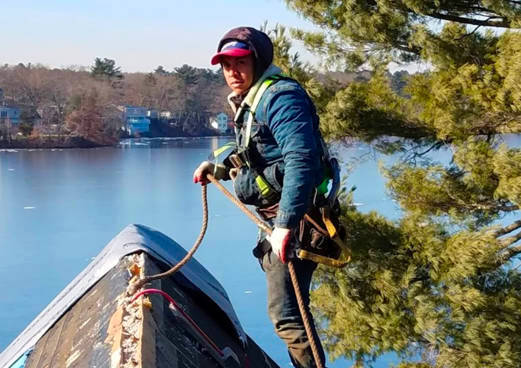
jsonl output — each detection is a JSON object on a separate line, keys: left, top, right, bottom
{"left": 132, "top": 173, "right": 324, "bottom": 368}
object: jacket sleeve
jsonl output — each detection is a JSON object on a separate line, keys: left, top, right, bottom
{"left": 263, "top": 84, "right": 321, "bottom": 228}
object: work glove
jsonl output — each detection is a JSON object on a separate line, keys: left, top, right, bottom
{"left": 193, "top": 161, "right": 229, "bottom": 185}
{"left": 193, "top": 161, "right": 214, "bottom": 185}
{"left": 267, "top": 227, "right": 292, "bottom": 263}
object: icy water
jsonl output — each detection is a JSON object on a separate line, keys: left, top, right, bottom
{"left": 0, "top": 137, "right": 401, "bottom": 367}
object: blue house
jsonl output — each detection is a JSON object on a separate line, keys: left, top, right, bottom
{"left": 0, "top": 106, "right": 20, "bottom": 126}
{"left": 123, "top": 106, "right": 150, "bottom": 135}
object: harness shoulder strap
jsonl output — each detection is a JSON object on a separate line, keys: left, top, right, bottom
{"left": 243, "top": 76, "right": 280, "bottom": 148}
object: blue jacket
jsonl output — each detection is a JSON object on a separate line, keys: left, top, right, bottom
{"left": 232, "top": 67, "right": 325, "bottom": 229}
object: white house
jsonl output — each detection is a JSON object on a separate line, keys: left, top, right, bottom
{"left": 160, "top": 111, "right": 173, "bottom": 119}
{"left": 210, "top": 112, "right": 229, "bottom": 134}
{"left": 123, "top": 106, "right": 150, "bottom": 135}
{"left": 147, "top": 109, "right": 159, "bottom": 119}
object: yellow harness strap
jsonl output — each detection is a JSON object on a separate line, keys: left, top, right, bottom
{"left": 321, "top": 209, "right": 338, "bottom": 238}
{"left": 243, "top": 77, "right": 278, "bottom": 149}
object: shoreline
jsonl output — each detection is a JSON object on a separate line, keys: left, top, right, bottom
{"left": 0, "top": 135, "right": 234, "bottom": 150}
{"left": 0, "top": 136, "right": 109, "bottom": 149}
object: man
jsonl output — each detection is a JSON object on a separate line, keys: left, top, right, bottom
{"left": 193, "top": 26, "right": 328, "bottom": 368}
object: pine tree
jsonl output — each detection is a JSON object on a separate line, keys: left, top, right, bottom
{"left": 279, "top": 1, "right": 521, "bottom": 366}
{"left": 90, "top": 57, "right": 123, "bottom": 81}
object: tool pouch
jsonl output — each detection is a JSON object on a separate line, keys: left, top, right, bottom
{"left": 251, "top": 200, "right": 350, "bottom": 267}
{"left": 299, "top": 210, "right": 339, "bottom": 259}
{"left": 296, "top": 201, "right": 350, "bottom": 267}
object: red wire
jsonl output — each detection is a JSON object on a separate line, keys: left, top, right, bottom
{"left": 131, "top": 288, "right": 224, "bottom": 357}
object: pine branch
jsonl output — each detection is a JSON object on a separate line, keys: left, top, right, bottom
{"left": 498, "top": 243, "right": 521, "bottom": 264}
{"left": 500, "top": 231, "right": 521, "bottom": 247}
{"left": 492, "top": 219, "right": 521, "bottom": 237}
{"left": 417, "top": 142, "right": 444, "bottom": 156}
{"left": 467, "top": 202, "right": 519, "bottom": 213}
{"left": 498, "top": 204, "right": 520, "bottom": 212}
{"left": 467, "top": 6, "right": 496, "bottom": 13}
{"left": 428, "top": 12, "right": 510, "bottom": 28}
{"left": 431, "top": 187, "right": 517, "bottom": 215}
{"left": 455, "top": 24, "right": 482, "bottom": 40}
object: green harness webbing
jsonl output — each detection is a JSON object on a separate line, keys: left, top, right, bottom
{"left": 241, "top": 73, "right": 330, "bottom": 196}
{"left": 235, "top": 75, "right": 282, "bottom": 199}
{"left": 242, "top": 76, "right": 279, "bottom": 149}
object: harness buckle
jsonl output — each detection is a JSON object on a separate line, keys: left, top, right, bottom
{"left": 229, "top": 154, "right": 244, "bottom": 169}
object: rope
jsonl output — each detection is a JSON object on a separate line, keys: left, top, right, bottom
{"left": 207, "top": 175, "right": 272, "bottom": 235}
{"left": 129, "top": 184, "right": 209, "bottom": 292}
{"left": 206, "top": 175, "right": 324, "bottom": 368}
{"left": 131, "top": 173, "right": 324, "bottom": 368}
{"left": 287, "top": 262, "right": 324, "bottom": 368}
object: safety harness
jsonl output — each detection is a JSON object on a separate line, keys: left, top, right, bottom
{"left": 213, "top": 74, "right": 351, "bottom": 267}
{"left": 234, "top": 74, "right": 284, "bottom": 200}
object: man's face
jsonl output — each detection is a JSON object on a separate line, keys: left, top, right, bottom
{"left": 221, "top": 55, "right": 254, "bottom": 95}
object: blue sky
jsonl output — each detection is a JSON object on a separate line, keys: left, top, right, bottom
{"left": 1, "top": 0, "right": 317, "bottom": 73}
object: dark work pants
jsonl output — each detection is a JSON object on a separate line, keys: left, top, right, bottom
{"left": 261, "top": 250, "right": 326, "bottom": 368}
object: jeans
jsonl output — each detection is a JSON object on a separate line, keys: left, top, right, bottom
{"left": 261, "top": 250, "right": 326, "bottom": 368}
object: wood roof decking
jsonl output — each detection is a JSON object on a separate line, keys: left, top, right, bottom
{"left": 22, "top": 252, "right": 279, "bottom": 368}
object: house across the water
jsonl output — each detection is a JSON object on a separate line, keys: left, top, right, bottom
{"left": 0, "top": 106, "right": 20, "bottom": 127}
{"left": 210, "top": 112, "right": 230, "bottom": 134}
{"left": 123, "top": 106, "right": 151, "bottom": 135}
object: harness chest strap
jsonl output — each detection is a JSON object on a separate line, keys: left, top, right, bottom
{"left": 239, "top": 76, "right": 279, "bottom": 149}
{"left": 233, "top": 75, "right": 281, "bottom": 198}
{"left": 238, "top": 75, "right": 332, "bottom": 196}
{"left": 230, "top": 75, "right": 351, "bottom": 267}
{"left": 211, "top": 141, "right": 236, "bottom": 159}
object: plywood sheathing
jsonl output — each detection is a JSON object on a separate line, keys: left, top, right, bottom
{"left": 24, "top": 254, "right": 135, "bottom": 368}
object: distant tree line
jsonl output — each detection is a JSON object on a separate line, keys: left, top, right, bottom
{"left": 0, "top": 55, "right": 407, "bottom": 148}
{"left": 0, "top": 58, "right": 230, "bottom": 146}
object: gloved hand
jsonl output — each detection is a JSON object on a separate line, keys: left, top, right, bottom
{"left": 193, "top": 161, "right": 214, "bottom": 185}
{"left": 267, "top": 227, "right": 292, "bottom": 263}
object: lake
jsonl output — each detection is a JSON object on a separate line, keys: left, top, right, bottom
{"left": 0, "top": 137, "right": 399, "bottom": 367}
